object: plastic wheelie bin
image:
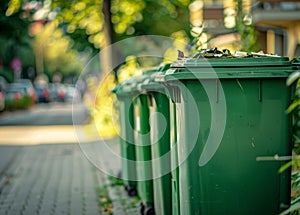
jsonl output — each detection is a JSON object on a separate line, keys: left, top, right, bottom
{"left": 139, "top": 64, "right": 172, "bottom": 215}
{"left": 160, "top": 54, "right": 293, "bottom": 215}
{"left": 131, "top": 71, "right": 157, "bottom": 215}
{"left": 112, "top": 79, "right": 138, "bottom": 196}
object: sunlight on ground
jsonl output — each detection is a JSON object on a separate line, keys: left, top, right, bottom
{"left": 0, "top": 125, "right": 102, "bottom": 145}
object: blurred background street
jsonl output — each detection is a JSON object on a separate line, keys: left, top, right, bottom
{"left": 0, "top": 102, "right": 88, "bottom": 144}
{"left": 0, "top": 103, "right": 84, "bottom": 126}
{"left": 0, "top": 101, "right": 140, "bottom": 215}
{"left": 0, "top": 101, "right": 104, "bottom": 215}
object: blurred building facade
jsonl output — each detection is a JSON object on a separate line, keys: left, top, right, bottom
{"left": 189, "top": 0, "right": 300, "bottom": 58}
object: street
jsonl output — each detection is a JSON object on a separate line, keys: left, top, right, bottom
{"left": 0, "top": 102, "right": 140, "bottom": 215}
{"left": 0, "top": 102, "right": 87, "bottom": 173}
{"left": 0, "top": 103, "right": 90, "bottom": 145}
{"left": 0, "top": 102, "right": 88, "bottom": 126}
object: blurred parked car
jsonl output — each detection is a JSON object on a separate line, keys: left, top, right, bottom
{"left": 5, "top": 84, "right": 33, "bottom": 110}
{"left": 65, "top": 85, "right": 81, "bottom": 103}
{"left": 49, "top": 83, "right": 66, "bottom": 102}
{"left": 0, "top": 90, "right": 5, "bottom": 111}
{"left": 6, "top": 83, "right": 37, "bottom": 103}
{"left": 5, "top": 84, "right": 28, "bottom": 100}
{"left": 15, "top": 79, "right": 37, "bottom": 103}
{"left": 35, "top": 85, "right": 51, "bottom": 103}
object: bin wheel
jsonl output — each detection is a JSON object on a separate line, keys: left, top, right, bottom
{"left": 140, "top": 202, "right": 145, "bottom": 215}
{"left": 127, "top": 187, "right": 137, "bottom": 197}
{"left": 145, "top": 206, "right": 155, "bottom": 215}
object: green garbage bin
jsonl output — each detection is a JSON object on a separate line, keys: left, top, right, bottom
{"left": 169, "top": 101, "right": 180, "bottom": 215}
{"left": 139, "top": 64, "right": 172, "bottom": 215}
{"left": 161, "top": 56, "right": 293, "bottom": 214}
{"left": 154, "top": 68, "right": 182, "bottom": 215}
{"left": 131, "top": 72, "right": 156, "bottom": 214}
{"left": 112, "top": 79, "right": 138, "bottom": 196}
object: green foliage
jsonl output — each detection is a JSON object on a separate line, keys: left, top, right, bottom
{"left": 278, "top": 160, "right": 294, "bottom": 174}
{"left": 34, "top": 21, "right": 83, "bottom": 77}
{"left": 111, "top": 0, "right": 145, "bottom": 35}
{"left": 280, "top": 202, "right": 300, "bottom": 215}
{"left": 130, "top": 1, "right": 191, "bottom": 39}
{"left": 108, "top": 175, "right": 124, "bottom": 187}
{"left": 234, "top": 0, "right": 259, "bottom": 52}
{"left": 5, "top": 95, "right": 33, "bottom": 111}
{"left": 0, "top": 0, "right": 34, "bottom": 80}
{"left": 0, "top": 67, "right": 14, "bottom": 83}
{"left": 291, "top": 172, "right": 300, "bottom": 205}
{"left": 3, "top": 0, "right": 84, "bottom": 80}
{"left": 95, "top": 185, "right": 113, "bottom": 215}
{"left": 120, "top": 195, "right": 141, "bottom": 211}
{"left": 5, "top": 0, "right": 24, "bottom": 16}
{"left": 1, "top": 0, "right": 29, "bottom": 40}
{"left": 284, "top": 59, "right": 300, "bottom": 214}
{"left": 53, "top": 0, "right": 106, "bottom": 50}
{"left": 17, "top": 0, "right": 193, "bottom": 52}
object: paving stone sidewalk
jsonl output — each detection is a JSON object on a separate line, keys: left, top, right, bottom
{"left": 0, "top": 141, "right": 141, "bottom": 215}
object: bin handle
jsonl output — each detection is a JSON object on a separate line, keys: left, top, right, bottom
{"left": 256, "top": 154, "right": 293, "bottom": 161}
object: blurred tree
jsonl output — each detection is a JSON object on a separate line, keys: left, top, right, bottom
{"left": 0, "top": 0, "right": 34, "bottom": 82}
{"left": 32, "top": 20, "right": 83, "bottom": 78}
{"left": 126, "top": 0, "right": 191, "bottom": 39}
{"left": 6, "top": 0, "right": 192, "bottom": 52}
{"left": 5, "top": 0, "right": 193, "bottom": 137}
{"left": 4, "top": 0, "right": 84, "bottom": 81}
{"left": 234, "top": 0, "right": 259, "bottom": 52}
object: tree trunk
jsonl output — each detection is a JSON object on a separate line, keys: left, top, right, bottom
{"left": 100, "top": 0, "right": 113, "bottom": 76}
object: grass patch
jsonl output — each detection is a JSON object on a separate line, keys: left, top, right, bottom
{"left": 96, "top": 185, "right": 113, "bottom": 215}
{"left": 108, "top": 175, "right": 124, "bottom": 187}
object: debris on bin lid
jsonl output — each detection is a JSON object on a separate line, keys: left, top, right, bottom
{"left": 192, "top": 48, "right": 228, "bottom": 58}
{"left": 177, "top": 50, "right": 186, "bottom": 60}
{"left": 250, "top": 50, "right": 280, "bottom": 58}
{"left": 234, "top": 51, "right": 248, "bottom": 57}
{"left": 177, "top": 48, "right": 281, "bottom": 61}
{"left": 292, "top": 58, "right": 300, "bottom": 66}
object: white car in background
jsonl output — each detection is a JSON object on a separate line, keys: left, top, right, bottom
{"left": 64, "top": 85, "right": 81, "bottom": 103}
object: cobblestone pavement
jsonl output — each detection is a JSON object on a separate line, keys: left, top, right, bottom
{"left": 0, "top": 141, "right": 141, "bottom": 215}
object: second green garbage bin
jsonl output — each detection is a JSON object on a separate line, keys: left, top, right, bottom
{"left": 112, "top": 80, "right": 138, "bottom": 196}
{"left": 132, "top": 72, "right": 156, "bottom": 215}
{"left": 161, "top": 56, "right": 293, "bottom": 214}
{"left": 139, "top": 64, "right": 172, "bottom": 215}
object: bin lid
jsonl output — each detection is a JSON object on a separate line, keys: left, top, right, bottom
{"left": 112, "top": 65, "right": 166, "bottom": 97}
{"left": 113, "top": 63, "right": 172, "bottom": 96}
{"left": 157, "top": 63, "right": 171, "bottom": 72}
{"left": 139, "top": 64, "right": 171, "bottom": 92}
{"left": 162, "top": 56, "right": 293, "bottom": 80}
{"left": 142, "top": 68, "right": 157, "bottom": 75}
{"left": 111, "top": 79, "right": 134, "bottom": 97}
{"left": 112, "top": 74, "right": 148, "bottom": 97}
{"left": 172, "top": 56, "right": 291, "bottom": 68}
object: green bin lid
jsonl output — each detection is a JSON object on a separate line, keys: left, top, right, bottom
{"left": 142, "top": 68, "right": 157, "bottom": 75}
{"left": 139, "top": 64, "right": 172, "bottom": 92}
{"left": 162, "top": 57, "right": 293, "bottom": 80}
{"left": 112, "top": 74, "right": 148, "bottom": 96}
{"left": 112, "top": 78, "right": 135, "bottom": 97}
{"left": 113, "top": 63, "right": 172, "bottom": 95}
{"left": 157, "top": 63, "right": 171, "bottom": 72}
{"left": 172, "top": 56, "right": 291, "bottom": 68}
